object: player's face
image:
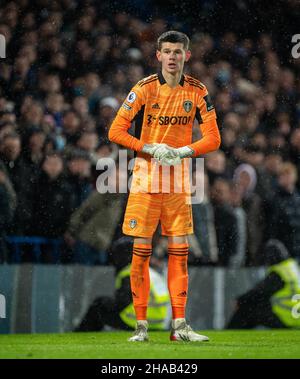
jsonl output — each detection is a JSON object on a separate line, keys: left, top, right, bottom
{"left": 156, "top": 42, "right": 191, "bottom": 74}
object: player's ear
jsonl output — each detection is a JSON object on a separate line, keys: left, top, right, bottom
{"left": 156, "top": 50, "right": 162, "bottom": 62}
{"left": 185, "top": 50, "right": 191, "bottom": 62}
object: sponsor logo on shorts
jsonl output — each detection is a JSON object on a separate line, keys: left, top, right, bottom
{"left": 129, "top": 219, "right": 137, "bottom": 229}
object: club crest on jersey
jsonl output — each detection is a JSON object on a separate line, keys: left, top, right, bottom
{"left": 127, "top": 91, "right": 136, "bottom": 103}
{"left": 183, "top": 100, "right": 193, "bottom": 113}
{"left": 129, "top": 219, "right": 137, "bottom": 229}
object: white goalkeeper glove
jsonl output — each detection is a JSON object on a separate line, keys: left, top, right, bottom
{"left": 141, "top": 143, "right": 161, "bottom": 156}
{"left": 154, "top": 145, "right": 194, "bottom": 166}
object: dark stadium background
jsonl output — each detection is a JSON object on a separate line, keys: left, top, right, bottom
{"left": 0, "top": 0, "right": 300, "bottom": 334}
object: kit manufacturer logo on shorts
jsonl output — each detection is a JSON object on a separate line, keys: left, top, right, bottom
{"left": 129, "top": 219, "right": 137, "bottom": 229}
{"left": 183, "top": 100, "right": 193, "bottom": 113}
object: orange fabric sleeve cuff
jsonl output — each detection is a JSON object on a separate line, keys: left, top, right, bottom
{"left": 187, "top": 118, "right": 221, "bottom": 157}
{"left": 108, "top": 114, "right": 144, "bottom": 152}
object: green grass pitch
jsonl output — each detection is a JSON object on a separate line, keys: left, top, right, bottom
{"left": 0, "top": 330, "right": 300, "bottom": 359}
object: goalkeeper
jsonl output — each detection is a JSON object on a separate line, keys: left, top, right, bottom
{"left": 109, "top": 30, "right": 221, "bottom": 342}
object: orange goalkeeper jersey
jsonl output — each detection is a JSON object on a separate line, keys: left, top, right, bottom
{"left": 109, "top": 71, "right": 221, "bottom": 193}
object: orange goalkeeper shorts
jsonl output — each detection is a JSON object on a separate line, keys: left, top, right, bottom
{"left": 122, "top": 192, "right": 194, "bottom": 238}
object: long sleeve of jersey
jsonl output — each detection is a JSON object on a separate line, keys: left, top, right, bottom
{"left": 187, "top": 86, "right": 221, "bottom": 157}
{"left": 108, "top": 86, "right": 145, "bottom": 152}
{"left": 188, "top": 118, "right": 221, "bottom": 157}
{"left": 108, "top": 114, "right": 144, "bottom": 152}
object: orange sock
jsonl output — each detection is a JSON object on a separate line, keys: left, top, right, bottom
{"left": 130, "top": 244, "right": 152, "bottom": 320}
{"left": 168, "top": 243, "right": 189, "bottom": 319}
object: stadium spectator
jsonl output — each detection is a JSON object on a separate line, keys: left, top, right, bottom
{"left": 45, "top": 93, "right": 65, "bottom": 129}
{"left": 0, "top": 121, "right": 16, "bottom": 140}
{"left": 267, "top": 163, "right": 300, "bottom": 262}
{"left": 289, "top": 128, "right": 300, "bottom": 188}
{"left": 83, "top": 72, "right": 106, "bottom": 116}
{"left": 72, "top": 95, "right": 90, "bottom": 123}
{"left": 229, "top": 183, "right": 247, "bottom": 268}
{"left": 65, "top": 149, "right": 93, "bottom": 210}
{"left": 189, "top": 172, "right": 218, "bottom": 265}
{"left": 0, "top": 132, "right": 36, "bottom": 235}
{"left": 96, "top": 97, "right": 119, "bottom": 141}
{"left": 233, "top": 163, "right": 265, "bottom": 265}
{"left": 19, "top": 99, "right": 45, "bottom": 136}
{"left": 0, "top": 110, "right": 16, "bottom": 124}
{"left": 32, "top": 152, "right": 74, "bottom": 240}
{"left": 256, "top": 150, "right": 283, "bottom": 201}
{"left": 210, "top": 177, "right": 238, "bottom": 265}
{"left": 74, "top": 236, "right": 170, "bottom": 332}
{"left": 205, "top": 150, "right": 230, "bottom": 185}
{"left": 0, "top": 162, "right": 16, "bottom": 262}
{"left": 227, "top": 239, "right": 300, "bottom": 329}
{"left": 65, "top": 186, "right": 127, "bottom": 264}
{"left": 21, "top": 127, "right": 46, "bottom": 169}
{"left": 76, "top": 130, "right": 99, "bottom": 164}
{"left": 61, "top": 110, "right": 82, "bottom": 145}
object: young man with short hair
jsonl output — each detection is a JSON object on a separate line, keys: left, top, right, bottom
{"left": 109, "top": 31, "right": 221, "bottom": 342}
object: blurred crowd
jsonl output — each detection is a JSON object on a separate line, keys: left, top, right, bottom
{"left": 0, "top": 0, "right": 300, "bottom": 266}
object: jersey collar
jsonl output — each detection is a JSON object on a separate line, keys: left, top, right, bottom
{"left": 158, "top": 71, "right": 185, "bottom": 87}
